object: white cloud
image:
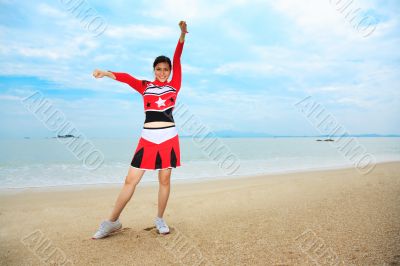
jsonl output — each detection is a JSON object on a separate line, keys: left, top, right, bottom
{"left": 0, "top": 23, "right": 99, "bottom": 60}
{"left": 1, "top": 0, "right": 398, "bottom": 136}
{"left": 0, "top": 94, "right": 22, "bottom": 101}
{"left": 177, "top": 84, "right": 302, "bottom": 133}
{"left": 335, "top": 97, "right": 374, "bottom": 108}
{"left": 37, "top": 3, "right": 67, "bottom": 18}
{"left": 92, "top": 54, "right": 116, "bottom": 62}
{"left": 266, "top": 0, "right": 376, "bottom": 40}
{"left": 104, "top": 24, "right": 175, "bottom": 39}
{"left": 181, "top": 63, "right": 203, "bottom": 74}
{"left": 141, "top": 0, "right": 252, "bottom": 22}
{"left": 214, "top": 62, "right": 280, "bottom": 76}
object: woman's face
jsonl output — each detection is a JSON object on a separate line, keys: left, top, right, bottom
{"left": 154, "top": 62, "right": 171, "bottom": 82}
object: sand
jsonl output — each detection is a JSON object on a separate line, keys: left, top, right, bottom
{"left": 0, "top": 161, "right": 399, "bottom": 265}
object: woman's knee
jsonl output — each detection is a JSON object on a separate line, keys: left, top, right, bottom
{"left": 159, "top": 178, "right": 170, "bottom": 186}
{"left": 125, "top": 167, "right": 145, "bottom": 186}
{"left": 124, "top": 175, "right": 140, "bottom": 186}
{"left": 158, "top": 169, "right": 171, "bottom": 186}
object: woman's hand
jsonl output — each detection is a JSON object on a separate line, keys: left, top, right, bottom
{"left": 93, "top": 69, "right": 106, "bottom": 79}
{"left": 179, "top": 21, "right": 188, "bottom": 34}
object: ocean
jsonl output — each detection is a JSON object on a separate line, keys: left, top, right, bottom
{"left": 1, "top": 137, "right": 399, "bottom": 189}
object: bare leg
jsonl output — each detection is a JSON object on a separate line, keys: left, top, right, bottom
{"left": 108, "top": 166, "right": 146, "bottom": 222}
{"left": 157, "top": 168, "right": 172, "bottom": 218}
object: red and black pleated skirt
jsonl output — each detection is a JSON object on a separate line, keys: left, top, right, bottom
{"left": 130, "top": 125, "right": 181, "bottom": 170}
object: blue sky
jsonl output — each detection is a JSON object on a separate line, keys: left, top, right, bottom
{"left": 0, "top": 0, "right": 399, "bottom": 138}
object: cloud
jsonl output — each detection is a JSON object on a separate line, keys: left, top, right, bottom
{"left": 0, "top": 94, "right": 21, "bottom": 101}
{"left": 141, "top": 0, "right": 250, "bottom": 22}
{"left": 12, "top": 34, "right": 98, "bottom": 60}
{"left": 335, "top": 97, "right": 375, "bottom": 108}
{"left": 0, "top": 0, "right": 399, "bottom": 137}
{"left": 266, "top": 0, "right": 378, "bottom": 40}
{"left": 104, "top": 24, "right": 175, "bottom": 39}
{"left": 37, "top": 3, "right": 67, "bottom": 18}
{"left": 181, "top": 63, "right": 203, "bottom": 75}
{"left": 213, "top": 61, "right": 279, "bottom": 76}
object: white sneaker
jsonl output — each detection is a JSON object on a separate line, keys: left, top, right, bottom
{"left": 92, "top": 219, "right": 122, "bottom": 239}
{"left": 155, "top": 217, "right": 170, "bottom": 234}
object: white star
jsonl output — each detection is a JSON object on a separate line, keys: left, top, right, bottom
{"left": 155, "top": 97, "right": 166, "bottom": 107}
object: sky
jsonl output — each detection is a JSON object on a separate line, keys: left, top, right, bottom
{"left": 0, "top": 0, "right": 399, "bottom": 138}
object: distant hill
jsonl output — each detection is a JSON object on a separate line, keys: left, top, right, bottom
{"left": 180, "top": 131, "right": 400, "bottom": 138}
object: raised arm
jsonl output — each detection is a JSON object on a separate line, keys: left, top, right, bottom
{"left": 171, "top": 21, "right": 188, "bottom": 91}
{"left": 92, "top": 69, "right": 145, "bottom": 94}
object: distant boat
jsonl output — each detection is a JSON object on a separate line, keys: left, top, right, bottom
{"left": 316, "top": 139, "right": 334, "bottom": 142}
{"left": 57, "top": 134, "right": 79, "bottom": 138}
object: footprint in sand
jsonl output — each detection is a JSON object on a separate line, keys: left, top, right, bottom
{"left": 143, "top": 226, "right": 173, "bottom": 235}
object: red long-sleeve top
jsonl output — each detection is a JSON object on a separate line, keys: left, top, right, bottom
{"left": 109, "top": 40, "right": 184, "bottom": 124}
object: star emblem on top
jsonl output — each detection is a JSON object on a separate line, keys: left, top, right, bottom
{"left": 155, "top": 97, "right": 166, "bottom": 107}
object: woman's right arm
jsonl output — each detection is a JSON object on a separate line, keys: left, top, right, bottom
{"left": 92, "top": 69, "right": 145, "bottom": 94}
{"left": 93, "top": 69, "right": 116, "bottom": 79}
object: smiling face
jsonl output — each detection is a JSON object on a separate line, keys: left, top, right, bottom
{"left": 154, "top": 62, "right": 171, "bottom": 82}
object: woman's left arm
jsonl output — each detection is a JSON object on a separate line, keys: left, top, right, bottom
{"left": 172, "top": 21, "right": 188, "bottom": 91}
{"left": 179, "top": 21, "right": 188, "bottom": 43}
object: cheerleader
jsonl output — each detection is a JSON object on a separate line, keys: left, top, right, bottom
{"left": 92, "top": 21, "right": 188, "bottom": 238}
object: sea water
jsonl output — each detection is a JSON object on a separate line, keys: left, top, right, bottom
{"left": 0, "top": 137, "right": 399, "bottom": 189}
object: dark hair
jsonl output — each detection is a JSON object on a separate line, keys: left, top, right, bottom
{"left": 153, "top": 55, "right": 171, "bottom": 70}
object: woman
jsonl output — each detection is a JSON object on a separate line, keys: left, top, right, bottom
{"left": 91, "top": 21, "right": 188, "bottom": 239}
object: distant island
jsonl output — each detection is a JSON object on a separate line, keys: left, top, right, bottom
{"left": 20, "top": 132, "right": 400, "bottom": 139}
{"left": 180, "top": 131, "right": 400, "bottom": 138}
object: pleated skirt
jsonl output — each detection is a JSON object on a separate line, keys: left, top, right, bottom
{"left": 130, "top": 125, "right": 181, "bottom": 170}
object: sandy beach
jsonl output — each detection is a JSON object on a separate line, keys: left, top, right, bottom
{"left": 0, "top": 161, "right": 399, "bottom": 265}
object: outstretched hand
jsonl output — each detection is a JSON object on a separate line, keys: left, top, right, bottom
{"left": 93, "top": 69, "right": 105, "bottom": 79}
{"left": 179, "top": 21, "right": 188, "bottom": 34}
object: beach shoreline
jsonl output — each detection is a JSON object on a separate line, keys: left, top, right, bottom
{"left": 0, "top": 161, "right": 399, "bottom": 265}
{"left": 1, "top": 159, "right": 399, "bottom": 195}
